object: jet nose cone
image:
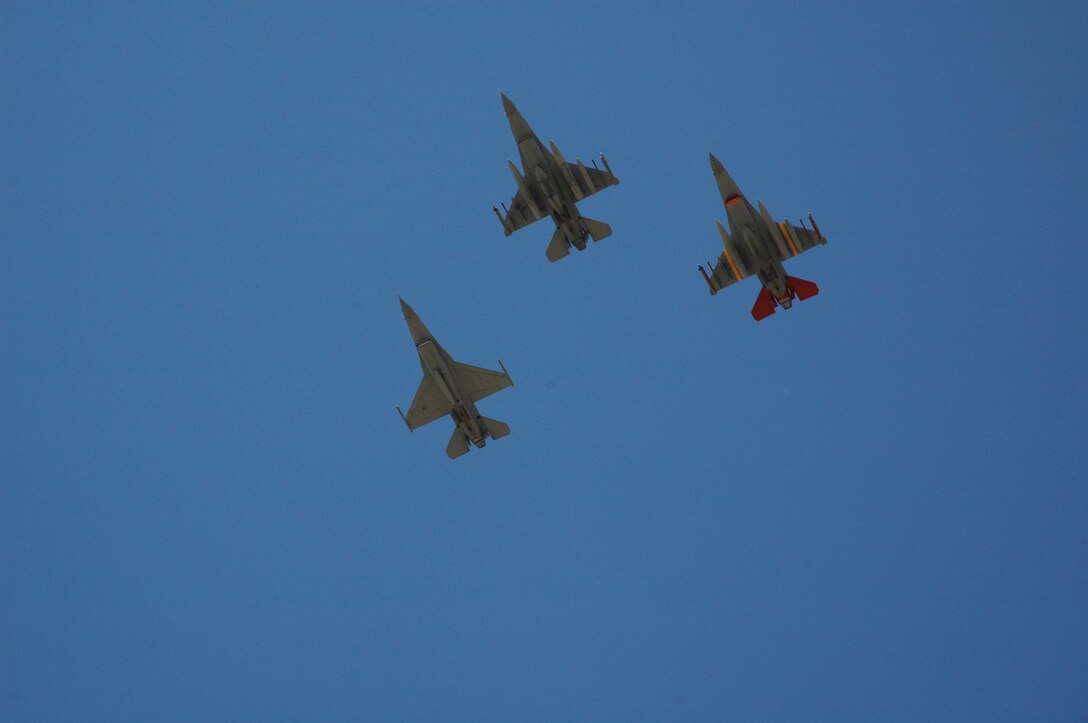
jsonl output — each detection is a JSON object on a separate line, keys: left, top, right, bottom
{"left": 709, "top": 152, "right": 725, "bottom": 175}
{"left": 399, "top": 297, "right": 416, "bottom": 320}
{"left": 500, "top": 92, "right": 518, "bottom": 115}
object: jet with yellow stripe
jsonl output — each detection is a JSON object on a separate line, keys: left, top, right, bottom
{"left": 698, "top": 153, "right": 827, "bottom": 320}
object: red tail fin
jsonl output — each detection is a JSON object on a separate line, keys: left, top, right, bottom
{"left": 751, "top": 287, "right": 777, "bottom": 320}
{"left": 787, "top": 275, "right": 819, "bottom": 301}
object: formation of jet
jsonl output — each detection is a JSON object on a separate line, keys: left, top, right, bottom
{"left": 396, "top": 298, "right": 513, "bottom": 459}
{"left": 492, "top": 93, "right": 620, "bottom": 262}
{"left": 400, "top": 98, "right": 833, "bottom": 457}
{"left": 699, "top": 153, "right": 827, "bottom": 320}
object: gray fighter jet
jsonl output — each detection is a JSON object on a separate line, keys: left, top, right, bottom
{"left": 492, "top": 93, "right": 619, "bottom": 262}
{"left": 698, "top": 153, "right": 828, "bottom": 320}
{"left": 396, "top": 298, "right": 514, "bottom": 459}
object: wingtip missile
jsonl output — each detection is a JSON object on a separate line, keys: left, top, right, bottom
{"left": 600, "top": 153, "right": 617, "bottom": 183}
{"left": 808, "top": 213, "right": 826, "bottom": 242}
{"left": 498, "top": 359, "right": 513, "bottom": 386}
{"left": 698, "top": 265, "right": 718, "bottom": 295}
{"left": 492, "top": 206, "right": 512, "bottom": 235}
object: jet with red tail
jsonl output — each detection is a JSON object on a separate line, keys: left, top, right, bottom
{"left": 698, "top": 153, "right": 827, "bottom": 320}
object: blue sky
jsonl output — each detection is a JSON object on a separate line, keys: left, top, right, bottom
{"left": 2, "top": 2, "right": 1086, "bottom": 720}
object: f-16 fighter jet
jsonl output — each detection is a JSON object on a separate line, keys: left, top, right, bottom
{"left": 698, "top": 153, "right": 827, "bottom": 320}
{"left": 396, "top": 298, "right": 514, "bottom": 459}
{"left": 492, "top": 93, "right": 619, "bottom": 262}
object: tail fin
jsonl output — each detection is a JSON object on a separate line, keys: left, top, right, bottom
{"left": 751, "top": 287, "right": 778, "bottom": 321}
{"left": 446, "top": 429, "right": 470, "bottom": 459}
{"left": 546, "top": 227, "right": 571, "bottom": 262}
{"left": 787, "top": 275, "right": 819, "bottom": 301}
{"left": 581, "top": 217, "right": 612, "bottom": 242}
{"left": 482, "top": 417, "right": 510, "bottom": 440}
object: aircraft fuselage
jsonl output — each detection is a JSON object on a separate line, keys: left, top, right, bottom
{"left": 725, "top": 203, "right": 794, "bottom": 307}
{"left": 405, "top": 303, "right": 489, "bottom": 450}
{"left": 414, "top": 339, "right": 488, "bottom": 448}
{"left": 507, "top": 103, "right": 587, "bottom": 244}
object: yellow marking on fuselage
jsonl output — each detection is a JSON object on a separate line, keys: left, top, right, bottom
{"left": 779, "top": 222, "right": 799, "bottom": 257}
{"left": 722, "top": 245, "right": 742, "bottom": 282}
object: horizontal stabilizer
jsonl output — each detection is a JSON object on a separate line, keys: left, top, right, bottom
{"left": 546, "top": 227, "right": 571, "bottom": 262}
{"left": 446, "top": 429, "right": 470, "bottom": 459}
{"left": 581, "top": 217, "right": 612, "bottom": 242}
{"left": 787, "top": 275, "right": 819, "bottom": 301}
{"left": 482, "top": 417, "right": 510, "bottom": 440}
{"left": 751, "top": 287, "right": 778, "bottom": 321}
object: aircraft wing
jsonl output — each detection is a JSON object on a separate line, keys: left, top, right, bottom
{"left": 403, "top": 376, "right": 451, "bottom": 430}
{"left": 564, "top": 162, "right": 618, "bottom": 200}
{"left": 770, "top": 220, "right": 827, "bottom": 261}
{"left": 500, "top": 186, "right": 546, "bottom": 234}
{"left": 453, "top": 362, "right": 513, "bottom": 403}
{"left": 706, "top": 221, "right": 756, "bottom": 292}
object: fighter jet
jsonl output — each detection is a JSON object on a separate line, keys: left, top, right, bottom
{"left": 492, "top": 93, "right": 619, "bottom": 262}
{"left": 698, "top": 153, "right": 828, "bottom": 320}
{"left": 396, "top": 298, "right": 514, "bottom": 459}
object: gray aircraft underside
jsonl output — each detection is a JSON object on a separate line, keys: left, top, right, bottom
{"left": 397, "top": 298, "right": 513, "bottom": 459}
{"left": 698, "top": 153, "right": 827, "bottom": 320}
{"left": 493, "top": 93, "right": 620, "bottom": 262}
